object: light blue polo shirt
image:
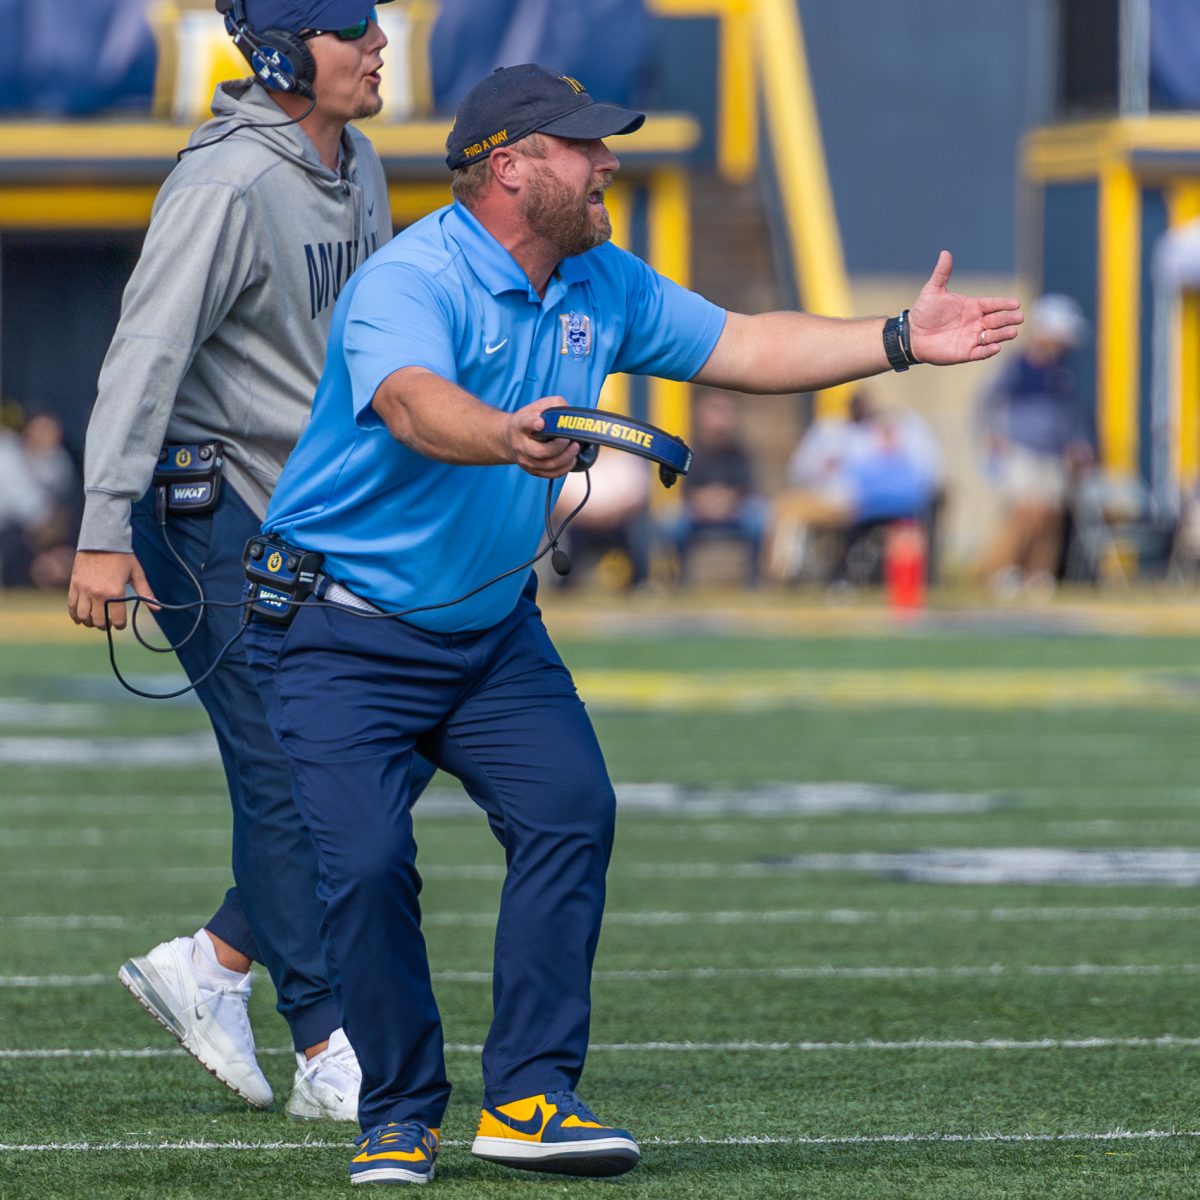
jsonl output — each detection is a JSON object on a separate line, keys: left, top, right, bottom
{"left": 264, "top": 201, "right": 726, "bottom": 632}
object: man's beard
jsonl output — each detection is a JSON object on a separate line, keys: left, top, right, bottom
{"left": 353, "top": 92, "right": 384, "bottom": 121}
{"left": 523, "top": 165, "right": 611, "bottom": 258}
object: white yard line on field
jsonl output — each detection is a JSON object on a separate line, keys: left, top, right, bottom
{"left": 6, "top": 1036, "right": 1200, "bottom": 1059}
{"left": 0, "top": 975, "right": 111, "bottom": 987}
{"left": 0, "top": 782, "right": 999, "bottom": 818}
{"left": 0, "top": 860, "right": 1039, "bottom": 882}
{"left": 0, "top": 829, "right": 227, "bottom": 848}
{"left": 0, "top": 865, "right": 515, "bottom": 882}
{"left": 5, "top": 963, "right": 1200, "bottom": 988}
{"left": 2, "top": 1129, "right": 1200, "bottom": 1152}
{"left": 0, "top": 864, "right": 759, "bottom": 882}
{"left": 600, "top": 905, "right": 1200, "bottom": 925}
{"left": 4, "top": 906, "right": 1200, "bottom": 930}
{"left": 1, "top": 866, "right": 236, "bottom": 882}
{"left": 0, "top": 796, "right": 219, "bottom": 811}
{"left": 16, "top": 857, "right": 1200, "bottom": 883}
{"left": 0, "top": 915, "right": 211, "bottom": 929}
{"left": 10, "top": 819, "right": 1200, "bottom": 849}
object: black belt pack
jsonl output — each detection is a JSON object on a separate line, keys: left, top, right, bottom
{"left": 154, "top": 442, "right": 224, "bottom": 514}
{"left": 243, "top": 533, "right": 325, "bottom": 623}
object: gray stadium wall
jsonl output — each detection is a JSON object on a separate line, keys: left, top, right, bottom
{"left": 797, "top": 0, "right": 1041, "bottom": 276}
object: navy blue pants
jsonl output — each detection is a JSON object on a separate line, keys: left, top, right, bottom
{"left": 132, "top": 486, "right": 342, "bottom": 1050}
{"left": 245, "top": 574, "right": 616, "bottom": 1132}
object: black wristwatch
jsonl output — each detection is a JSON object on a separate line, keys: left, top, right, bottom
{"left": 883, "top": 310, "right": 919, "bottom": 372}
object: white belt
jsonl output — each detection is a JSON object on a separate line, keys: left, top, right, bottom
{"left": 322, "top": 580, "right": 382, "bottom": 614}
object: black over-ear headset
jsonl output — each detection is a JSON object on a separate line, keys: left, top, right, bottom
{"left": 216, "top": 0, "right": 316, "bottom": 97}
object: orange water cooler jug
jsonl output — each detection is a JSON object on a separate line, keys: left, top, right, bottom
{"left": 884, "top": 520, "right": 927, "bottom": 616}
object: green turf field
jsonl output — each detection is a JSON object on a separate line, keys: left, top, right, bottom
{"left": 2, "top": 613, "right": 1199, "bottom": 1197}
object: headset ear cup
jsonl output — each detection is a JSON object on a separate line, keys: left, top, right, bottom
{"left": 239, "top": 27, "right": 316, "bottom": 96}
{"left": 572, "top": 442, "right": 600, "bottom": 472}
{"left": 265, "top": 30, "right": 316, "bottom": 96}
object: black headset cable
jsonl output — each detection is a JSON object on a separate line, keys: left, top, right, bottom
{"left": 106, "top": 473, "right": 593, "bottom": 700}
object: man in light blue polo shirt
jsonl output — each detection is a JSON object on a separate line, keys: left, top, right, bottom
{"left": 245, "top": 63, "right": 1024, "bottom": 1186}
{"left": 260, "top": 164, "right": 722, "bottom": 632}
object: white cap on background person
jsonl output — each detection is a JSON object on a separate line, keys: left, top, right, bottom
{"left": 1030, "top": 293, "right": 1089, "bottom": 348}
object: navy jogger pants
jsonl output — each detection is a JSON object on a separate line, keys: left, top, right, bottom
{"left": 245, "top": 574, "right": 616, "bottom": 1132}
{"left": 132, "top": 485, "right": 342, "bottom": 1050}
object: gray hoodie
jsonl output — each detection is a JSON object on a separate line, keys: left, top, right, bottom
{"left": 79, "top": 80, "right": 393, "bottom": 552}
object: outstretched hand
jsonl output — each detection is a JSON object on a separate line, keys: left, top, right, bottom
{"left": 908, "top": 251, "right": 1023, "bottom": 365}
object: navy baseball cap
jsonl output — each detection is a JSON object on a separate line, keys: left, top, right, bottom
{"left": 445, "top": 64, "right": 645, "bottom": 171}
{"left": 240, "top": 0, "right": 390, "bottom": 33}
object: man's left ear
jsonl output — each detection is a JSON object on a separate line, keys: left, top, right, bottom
{"left": 490, "top": 149, "right": 522, "bottom": 193}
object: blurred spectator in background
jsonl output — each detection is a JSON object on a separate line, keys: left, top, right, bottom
{"left": 0, "top": 409, "right": 79, "bottom": 588}
{"left": 1151, "top": 0, "right": 1200, "bottom": 109}
{"left": 430, "top": 0, "right": 654, "bottom": 113}
{"left": 977, "top": 293, "right": 1092, "bottom": 596}
{"left": 551, "top": 446, "right": 653, "bottom": 590}
{"left": 769, "top": 391, "right": 943, "bottom": 584}
{"left": 665, "top": 389, "right": 768, "bottom": 586}
{"left": 0, "top": 0, "right": 157, "bottom": 116}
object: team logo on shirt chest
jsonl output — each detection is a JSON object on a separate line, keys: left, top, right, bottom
{"left": 559, "top": 312, "right": 592, "bottom": 357}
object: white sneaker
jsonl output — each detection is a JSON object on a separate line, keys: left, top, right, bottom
{"left": 988, "top": 566, "right": 1023, "bottom": 599}
{"left": 287, "top": 1026, "right": 360, "bottom": 1121}
{"left": 117, "top": 936, "right": 273, "bottom": 1109}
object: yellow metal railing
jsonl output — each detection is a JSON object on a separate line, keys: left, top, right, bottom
{"left": 1024, "top": 115, "right": 1200, "bottom": 183}
{"left": 1169, "top": 184, "right": 1200, "bottom": 487}
{"left": 1097, "top": 162, "right": 1141, "bottom": 476}
{"left": 1024, "top": 116, "right": 1200, "bottom": 479}
{"left": 648, "top": 168, "right": 695, "bottom": 441}
{"left": 599, "top": 182, "right": 633, "bottom": 417}
{"left": 650, "top": 0, "right": 854, "bottom": 417}
{"left": 5, "top": 0, "right": 854, "bottom": 425}
{"left": 649, "top": 0, "right": 758, "bottom": 182}
{"left": 753, "top": 0, "right": 853, "bottom": 417}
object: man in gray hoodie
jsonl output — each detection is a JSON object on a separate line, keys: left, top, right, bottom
{"left": 66, "top": 0, "right": 398, "bottom": 1119}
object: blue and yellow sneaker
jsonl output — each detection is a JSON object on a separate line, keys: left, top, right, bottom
{"left": 349, "top": 1122, "right": 439, "bottom": 1186}
{"left": 471, "top": 1090, "right": 639, "bottom": 1177}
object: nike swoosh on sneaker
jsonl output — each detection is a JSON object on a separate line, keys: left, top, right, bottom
{"left": 488, "top": 1105, "right": 544, "bottom": 1135}
{"left": 485, "top": 339, "right": 508, "bottom": 355}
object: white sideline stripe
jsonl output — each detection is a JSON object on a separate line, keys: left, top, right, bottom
{"left": 15, "top": 818, "right": 1200, "bottom": 848}
{"left": 0, "top": 782, "right": 998, "bottom": 818}
{"left": 5, "top": 905, "right": 1200, "bottom": 930}
{"left": 7, "top": 1035, "right": 1200, "bottom": 1059}
{"left": 0, "top": 975, "right": 110, "bottom": 987}
{"left": 602, "top": 905, "right": 1200, "bottom": 926}
{"left": 0, "top": 916, "right": 211, "bottom": 929}
{"left": 3, "top": 1130, "right": 1200, "bottom": 1152}
{"left": 7, "top": 963, "right": 1200, "bottom": 988}
{"left": 588, "top": 1037, "right": 1200, "bottom": 1052}
{"left": 573, "top": 963, "right": 1200, "bottom": 981}
{"left": 21, "top": 858, "right": 1200, "bottom": 885}
{"left": 0, "top": 1048, "right": 297, "bottom": 1059}
{"left": 0, "top": 862, "right": 792, "bottom": 882}
{"left": 0, "top": 829, "right": 227, "bottom": 847}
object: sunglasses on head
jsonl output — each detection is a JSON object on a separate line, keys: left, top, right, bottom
{"left": 300, "top": 6, "right": 377, "bottom": 40}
